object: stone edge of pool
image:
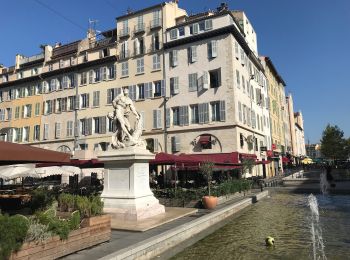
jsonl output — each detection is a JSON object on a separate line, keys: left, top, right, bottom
{"left": 99, "top": 190, "right": 269, "bottom": 260}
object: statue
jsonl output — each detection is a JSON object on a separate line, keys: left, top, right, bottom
{"left": 107, "top": 87, "right": 145, "bottom": 149}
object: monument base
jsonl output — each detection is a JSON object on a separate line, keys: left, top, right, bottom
{"left": 98, "top": 147, "right": 165, "bottom": 221}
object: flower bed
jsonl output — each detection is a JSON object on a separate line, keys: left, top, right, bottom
{"left": 10, "top": 214, "right": 111, "bottom": 260}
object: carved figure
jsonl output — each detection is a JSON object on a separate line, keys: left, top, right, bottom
{"left": 108, "top": 87, "right": 145, "bottom": 149}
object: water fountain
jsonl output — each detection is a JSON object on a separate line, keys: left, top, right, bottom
{"left": 308, "top": 194, "right": 327, "bottom": 260}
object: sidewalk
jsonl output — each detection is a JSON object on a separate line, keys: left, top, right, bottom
{"left": 61, "top": 190, "right": 265, "bottom": 260}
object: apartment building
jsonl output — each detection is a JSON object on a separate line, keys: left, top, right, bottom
{"left": 163, "top": 7, "right": 272, "bottom": 177}
{"left": 294, "top": 111, "right": 306, "bottom": 157}
{"left": 260, "top": 56, "right": 287, "bottom": 175}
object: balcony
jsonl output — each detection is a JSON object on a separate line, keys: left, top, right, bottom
{"left": 150, "top": 19, "right": 162, "bottom": 29}
{"left": 119, "top": 28, "right": 130, "bottom": 38}
{"left": 18, "top": 53, "right": 44, "bottom": 66}
{"left": 134, "top": 23, "right": 145, "bottom": 34}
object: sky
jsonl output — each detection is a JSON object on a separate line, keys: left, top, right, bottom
{"left": 1, "top": 0, "right": 349, "bottom": 143}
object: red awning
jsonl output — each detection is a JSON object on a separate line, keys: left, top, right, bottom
{"left": 149, "top": 152, "right": 199, "bottom": 165}
{"left": 239, "top": 153, "right": 257, "bottom": 160}
{"left": 36, "top": 159, "right": 104, "bottom": 168}
{"left": 198, "top": 135, "right": 211, "bottom": 144}
{"left": 178, "top": 152, "right": 240, "bottom": 165}
{"left": 0, "top": 141, "right": 71, "bottom": 166}
{"left": 282, "top": 157, "right": 290, "bottom": 163}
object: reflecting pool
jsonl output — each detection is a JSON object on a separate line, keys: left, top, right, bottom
{"left": 173, "top": 192, "right": 350, "bottom": 260}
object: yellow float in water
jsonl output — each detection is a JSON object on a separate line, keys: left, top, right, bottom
{"left": 265, "top": 236, "right": 275, "bottom": 246}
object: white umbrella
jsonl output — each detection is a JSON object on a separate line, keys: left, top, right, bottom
{"left": 0, "top": 164, "right": 39, "bottom": 180}
{"left": 36, "top": 166, "right": 80, "bottom": 178}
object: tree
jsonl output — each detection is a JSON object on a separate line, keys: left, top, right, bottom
{"left": 199, "top": 161, "right": 214, "bottom": 196}
{"left": 320, "top": 124, "right": 347, "bottom": 160}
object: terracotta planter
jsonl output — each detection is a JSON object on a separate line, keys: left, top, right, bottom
{"left": 202, "top": 196, "right": 218, "bottom": 209}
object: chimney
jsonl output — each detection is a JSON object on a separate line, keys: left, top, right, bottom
{"left": 54, "top": 42, "right": 62, "bottom": 48}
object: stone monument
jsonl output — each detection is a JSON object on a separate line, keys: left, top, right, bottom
{"left": 98, "top": 87, "right": 165, "bottom": 221}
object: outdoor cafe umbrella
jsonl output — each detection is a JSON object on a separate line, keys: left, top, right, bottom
{"left": 0, "top": 141, "right": 71, "bottom": 166}
{"left": 0, "top": 164, "right": 40, "bottom": 180}
{"left": 36, "top": 166, "right": 81, "bottom": 178}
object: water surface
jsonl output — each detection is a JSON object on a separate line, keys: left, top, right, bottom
{"left": 173, "top": 192, "right": 350, "bottom": 260}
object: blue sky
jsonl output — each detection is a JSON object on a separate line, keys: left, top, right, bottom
{"left": 1, "top": 0, "right": 349, "bottom": 143}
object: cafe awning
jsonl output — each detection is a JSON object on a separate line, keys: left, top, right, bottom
{"left": 198, "top": 135, "right": 211, "bottom": 144}
{"left": 0, "top": 141, "right": 71, "bottom": 166}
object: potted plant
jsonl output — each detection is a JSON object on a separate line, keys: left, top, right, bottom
{"left": 199, "top": 161, "right": 217, "bottom": 209}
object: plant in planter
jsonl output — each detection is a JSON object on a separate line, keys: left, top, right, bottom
{"left": 240, "top": 158, "right": 255, "bottom": 179}
{"left": 199, "top": 161, "right": 218, "bottom": 209}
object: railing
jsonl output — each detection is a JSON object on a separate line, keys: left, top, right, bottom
{"left": 18, "top": 53, "right": 44, "bottom": 65}
{"left": 119, "top": 28, "right": 130, "bottom": 38}
{"left": 150, "top": 19, "right": 162, "bottom": 29}
{"left": 134, "top": 23, "right": 145, "bottom": 33}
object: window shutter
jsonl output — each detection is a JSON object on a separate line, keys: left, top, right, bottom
{"left": 184, "top": 106, "right": 189, "bottom": 125}
{"left": 154, "top": 138, "right": 159, "bottom": 152}
{"left": 107, "top": 89, "right": 112, "bottom": 104}
{"left": 166, "top": 108, "right": 170, "bottom": 128}
{"left": 204, "top": 103, "right": 209, "bottom": 123}
{"left": 100, "top": 116, "right": 106, "bottom": 134}
{"left": 193, "top": 23, "right": 199, "bottom": 34}
{"left": 198, "top": 103, "right": 204, "bottom": 124}
{"left": 235, "top": 41, "right": 239, "bottom": 59}
{"left": 148, "top": 82, "right": 153, "bottom": 98}
{"left": 179, "top": 106, "right": 184, "bottom": 126}
{"left": 171, "top": 50, "right": 178, "bottom": 67}
{"left": 220, "top": 100, "right": 226, "bottom": 121}
{"left": 86, "top": 94, "right": 90, "bottom": 107}
{"left": 55, "top": 123, "right": 61, "bottom": 138}
{"left": 89, "top": 70, "right": 94, "bottom": 83}
{"left": 189, "top": 73, "right": 197, "bottom": 92}
{"left": 28, "top": 104, "right": 32, "bottom": 117}
{"left": 205, "top": 19, "right": 213, "bottom": 30}
{"left": 171, "top": 136, "right": 180, "bottom": 152}
{"left": 157, "top": 110, "right": 162, "bottom": 129}
{"left": 144, "top": 83, "right": 150, "bottom": 99}
{"left": 191, "top": 46, "right": 197, "bottom": 62}
{"left": 210, "top": 40, "right": 217, "bottom": 58}
{"left": 153, "top": 110, "right": 157, "bottom": 129}
{"left": 171, "top": 77, "right": 179, "bottom": 95}
{"left": 203, "top": 71, "right": 209, "bottom": 90}
{"left": 88, "top": 118, "right": 93, "bottom": 135}
{"left": 240, "top": 49, "right": 245, "bottom": 65}
{"left": 140, "top": 111, "right": 145, "bottom": 130}
{"left": 160, "top": 80, "right": 165, "bottom": 97}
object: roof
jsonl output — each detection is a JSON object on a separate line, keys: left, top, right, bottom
{"left": 116, "top": 2, "right": 165, "bottom": 20}
{"left": 261, "top": 56, "right": 286, "bottom": 86}
{"left": 0, "top": 141, "right": 71, "bottom": 166}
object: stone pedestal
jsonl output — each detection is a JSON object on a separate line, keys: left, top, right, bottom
{"left": 97, "top": 147, "right": 165, "bottom": 221}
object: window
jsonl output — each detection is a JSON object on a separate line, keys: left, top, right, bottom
{"left": 55, "top": 99, "right": 62, "bottom": 113}
{"left": 209, "top": 68, "right": 221, "bottom": 88}
{"left": 94, "top": 117, "right": 106, "bottom": 134}
{"left": 152, "top": 32, "right": 160, "bottom": 51}
{"left": 68, "top": 96, "right": 76, "bottom": 111}
{"left": 236, "top": 70, "right": 240, "bottom": 88}
{"left": 178, "top": 26, "right": 185, "bottom": 36}
{"left": 66, "top": 121, "right": 73, "bottom": 137}
{"left": 121, "top": 62, "right": 129, "bottom": 76}
{"left": 94, "top": 68, "right": 101, "bottom": 82}
{"left": 205, "top": 19, "right": 213, "bottom": 30}
{"left": 43, "top": 124, "right": 49, "bottom": 140}
{"left": 153, "top": 109, "right": 162, "bottom": 129}
{"left": 136, "top": 58, "right": 144, "bottom": 74}
{"left": 198, "top": 103, "right": 209, "bottom": 124}
{"left": 240, "top": 48, "right": 245, "bottom": 65}
{"left": 23, "top": 126, "right": 30, "bottom": 142}
{"left": 128, "top": 85, "right": 137, "bottom": 101}
{"left": 108, "top": 64, "right": 116, "bottom": 79}
{"left": 154, "top": 80, "right": 164, "bottom": 97}
{"left": 107, "top": 88, "right": 121, "bottom": 104}
{"left": 170, "top": 50, "right": 178, "bottom": 67}
{"left": 170, "top": 29, "right": 178, "bottom": 40}
{"left": 191, "top": 105, "right": 199, "bottom": 124}
{"left": 211, "top": 102, "right": 223, "bottom": 121}
{"left": 171, "top": 136, "right": 181, "bottom": 152}
{"left": 242, "top": 105, "right": 247, "bottom": 124}
{"left": 6, "top": 108, "right": 12, "bottom": 121}
{"left": 242, "top": 76, "right": 246, "bottom": 92}
{"left": 152, "top": 10, "right": 161, "bottom": 27}
{"left": 134, "top": 37, "right": 144, "bottom": 56}
{"left": 170, "top": 77, "right": 179, "bottom": 95}
{"left": 80, "top": 72, "right": 87, "bottom": 85}
{"left": 80, "top": 94, "right": 89, "bottom": 109}
{"left": 208, "top": 40, "right": 217, "bottom": 58}
{"left": 0, "top": 109, "right": 4, "bottom": 121}
{"left": 188, "top": 46, "right": 197, "bottom": 63}
{"left": 15, "top": 106, "right": 20, "bottom": 119}
{"left": 55, "top": 123, "right": 61, "bottom": 138}
{"left": 188, "top": 73, "right": 197, "bottom": 92}
{"left": 93, "top": 91, "right": 100, "bottom": 107}
{"left": 138, "top": 84, "right": 145, "bottom": 99}
{"left": 100, "top": 67, "right": 107, "bottom": 80}
{"left": 153, "top": 54, "right": 161, "bottom": 70}
{"left": 121, "top": 41, "right": 128, "bottom": 59}
{"left": 172, "top": 107, "right": 180, "bottom": 126}
{"left": 100, "top": 48, "right": 109, "bottom": 58}
{"left": 23, "top": 104, "right": 32, "bottom": 118}
{"left": 33, "top": 125, "right": 40, "bottom": 141}
{"left": 190, "top": 23, "right": 199, "bottom": 35}
{"left": 251, "top": 110, "right": 256, "bottom": 128}
{"left": 62, "top": 75, "right": 69, "bottom": 89}
{"left": 49, "top": 79, "right": 57, "bottom": 92}
{"left": 238, "top": 102, "right": 242, "bottom": 122}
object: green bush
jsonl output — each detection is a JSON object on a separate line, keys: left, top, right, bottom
{"left": 69, "top": 210, "right": 81, "bottom": 230}
{"left": 35, "top": 211, "right": 71, "bottom": 240}
{"left": 75, "top": 196, "right": 91, "bottom": 218}
{"left": 25, "top": 218, "right": 52, "bottom": 244}
{"left": 28, "top": 188, "right": 55, "bottom": 212}
{"left": 90, "top": 196, "right": 104, "bottom": 216}
{"left": 0, "top": 214, "right": 30, "bottom": 259}
{"left": 58, "top": 193, "right": 75, "bottom": 212}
